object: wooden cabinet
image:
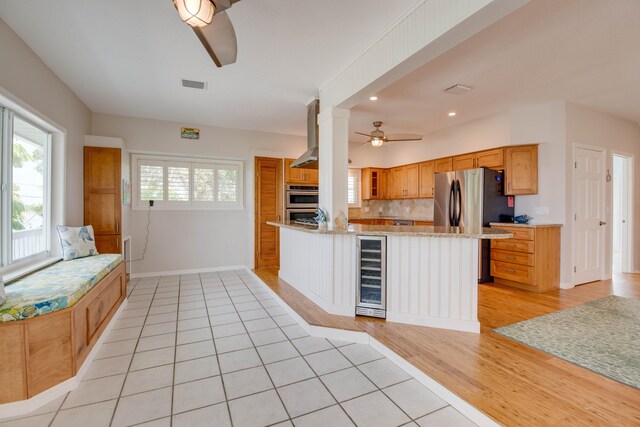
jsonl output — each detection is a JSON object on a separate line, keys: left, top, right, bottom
{"left": 358, "top": 144, "right": 537, "bottom": 200}
{"left": 418, "top": 161, "right": 434, "bottom": 198}
{"left": 390, "top": 165, "right": 419, "bottom": 199}
{"left": 434, "top": 157, "right": 453, "bottom": 173}
{"left": 84, "top": 147, "right": 121, "bottom": 254}
{"left": 362, "top": 168, "right": 386, "bottom": 200}
{"left": 453, "top": 153, "right": 475, "bottom": 171}
{"left": 476, "top": 148, "right": 504, "bottom": 169}
{"left": 490, "top": 224, "right": 561, "bottom": 292}
{"left": 453, "top": 149, "right": 504, "bottom": 171}
{"left": 284, "top": 158, "right": 318, "bottom": 185}
{"left": 504, "top": 145, "right": 538, "bottom": 195}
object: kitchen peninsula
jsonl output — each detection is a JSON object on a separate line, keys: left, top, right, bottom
{"left": 268, "top": 221, "right": 511, "bottom": 333}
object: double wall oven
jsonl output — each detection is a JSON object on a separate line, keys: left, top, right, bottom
{"left": 285, "top": 185, "right": 318, "bottom": 222}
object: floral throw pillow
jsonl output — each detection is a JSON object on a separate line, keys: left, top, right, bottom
{"left": 56, "top": 225, "right": 99, "bottom": 261}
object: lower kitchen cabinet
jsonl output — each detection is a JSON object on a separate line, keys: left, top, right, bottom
{"left": 490, "top": 224, "right": 561, "bottom": 292}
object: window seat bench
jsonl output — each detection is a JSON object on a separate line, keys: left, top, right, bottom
{"left": 0, "top": 254, "right": 126, "bottom": 405}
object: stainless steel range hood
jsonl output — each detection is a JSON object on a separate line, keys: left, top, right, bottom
{"left": 291, "top": 99, "right": 319, "bottom": 169}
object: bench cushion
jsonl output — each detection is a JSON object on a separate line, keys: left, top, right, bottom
{"left": 0, "top": 254, "right": 123, "bottom": 322}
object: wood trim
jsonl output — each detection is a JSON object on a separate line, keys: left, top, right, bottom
{"left": 0, "top": 262, "right": 125, "bottom": 404}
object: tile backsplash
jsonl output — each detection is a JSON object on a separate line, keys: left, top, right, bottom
{"left": 349, "top": 198, "right": 434, "bottom": 220}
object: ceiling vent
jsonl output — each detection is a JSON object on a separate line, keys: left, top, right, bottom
{"left": 181, "top": 79, "right": 207, "bottom": 90}
{"left": 443, "top": 84, "right": 472, "bottom": 95}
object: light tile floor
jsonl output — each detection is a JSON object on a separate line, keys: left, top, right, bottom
{"left": 0, "top": 270, "right": 477, "bottom": 427}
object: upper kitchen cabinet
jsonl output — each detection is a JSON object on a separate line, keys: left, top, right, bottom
{"left": 284, "top": 158, "right": 318, "bottom": 185}
{"left": 453, "top": 153, "right": 475, "bottom": 171}
{"left": 391, "top": 164, "right": 419, "bottom": 199}
{"left": 504, "top": 145, "right": 538, "bottom": 195}
{"left": 475, "top": 148, "right": 504, "bottom": 169}
{"left": 434, "top": 157, "right": 453, "bottom": 173}
{"left": 362, "top": 168, "right": 386, "bottom": 200}
{"left": 453, "top": 149, "right": 505, "bottom": 171}
{"left": 418, "top": 161, "right": 434, "bottom": 198}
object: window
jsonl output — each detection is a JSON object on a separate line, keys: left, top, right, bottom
{"left": 1, "top": 108, "right": 52, "bottom": 266}
{"left": 348, "top": 168, "right": 361, "bottom": 207}
{"left": 133, "top": 154, "right": 243, "bottom": 210}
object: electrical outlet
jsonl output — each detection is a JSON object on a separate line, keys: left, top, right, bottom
{"left": 533, "top": 206, "right": 549, "bottom": 216}
{"left": 405, "top": 207, "right": 410, "bottom": 213}
{"left": 364, "top": 207, "right": 370, "bottom": 213}
{"left": 378, "top": 207, "right": 383, "bottom": 213}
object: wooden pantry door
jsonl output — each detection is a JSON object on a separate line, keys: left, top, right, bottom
{"left": 255, "top": 157, "right": 283, "bottom": 268}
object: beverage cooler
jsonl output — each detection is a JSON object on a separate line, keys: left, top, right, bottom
{"left": 356, "top": 236, "right": 386, "bottom": 318}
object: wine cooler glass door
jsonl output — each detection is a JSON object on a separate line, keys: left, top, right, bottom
{"left": 357, "top": 236, "right": 386, "bottom": 317}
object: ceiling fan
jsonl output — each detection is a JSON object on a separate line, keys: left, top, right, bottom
{"left": 173, "top": 0, "right": 241, "bottom": 67}
{"left": 355, "top": 121, "right": 423, "bottom": 148}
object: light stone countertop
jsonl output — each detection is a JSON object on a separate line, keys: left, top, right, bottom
{"left": 268, "top": 221, "right": 512, "bottom": 239}
{"left": 349, "top": 216, "right": 434, "bottom": 222}
{"left": 489, "top": 222, "right": 563, "bottom": 228}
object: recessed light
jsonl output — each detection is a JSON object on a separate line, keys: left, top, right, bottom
{"left": 369, "top": 96, "right": 378, "bottom": 101}
{"left": 448, "top": 112, "right": 456, "bottom": 117}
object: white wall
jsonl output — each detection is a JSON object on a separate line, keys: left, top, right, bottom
{"left": 566, "top": 102, "right": 640, "bottom": 276}
{"left": 91, "top": 113, "right": 307, "bottom": 275}
{"left": 0, "top": 18, "right": 91, "bottom": 254}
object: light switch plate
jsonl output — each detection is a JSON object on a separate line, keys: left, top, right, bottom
{"left": 364, "top": 207, "right": 370, "bottom": 213}
{"left": 533, "top": 207, "right": 550, "bottom": 216}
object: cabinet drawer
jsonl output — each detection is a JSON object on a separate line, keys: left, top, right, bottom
{"left": 86, "top": 275, "right": 123, "bottom": 343}
{"left": 491, "top": 239, "right": 534, "bottom": 253}
{"left": 491, "top": 249, "right": 534, "bottom": 266}
{"left": 493, "top": 226, "right": 534, "bottom": 241}
{"left": 491, "top": 260, "right": 534, "bottom": 285}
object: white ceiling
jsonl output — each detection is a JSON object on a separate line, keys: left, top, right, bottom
{"left": 0, "top": 0, "right": 418, "bottom": 136}
{"left": 349, "top": 0, "right": 640, "bottom": 147}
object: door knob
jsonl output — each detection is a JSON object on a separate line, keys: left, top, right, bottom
{"left": 599, "top": 221, "right": 607, "bottom": 226}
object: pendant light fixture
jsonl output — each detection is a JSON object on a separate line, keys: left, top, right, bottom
{"left": 173, "top": 0, "right": 216, "bottom": 27}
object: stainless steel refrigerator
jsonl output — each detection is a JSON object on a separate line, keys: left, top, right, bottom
{"left": 434, "top": 168, "right": 514, "bottom": 283}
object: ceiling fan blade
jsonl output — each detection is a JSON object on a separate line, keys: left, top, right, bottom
{"left": 192, "top": 11, "right": 238, "bottom": 67}
{"left": 354, "top": 141, "right": 372, "bottom": 149}
{"left": 385, "top": 138, "right": 423, "bottom": 142}
{"left": 354, "top": 131, "right": 372, "bottom": 137}
{"left": 385, "top": 133, "right": 423, "bottom": 140}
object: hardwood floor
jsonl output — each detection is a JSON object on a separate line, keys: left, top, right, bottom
{"left": 253, "top": 268, "right": 640, "bottom": 426}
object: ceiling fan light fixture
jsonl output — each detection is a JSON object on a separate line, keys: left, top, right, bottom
{"left": 173, "top": 0, "right": 216, "bottom": 27}
{"left": 371, "top": 137, "right": 384, "bottom": 147}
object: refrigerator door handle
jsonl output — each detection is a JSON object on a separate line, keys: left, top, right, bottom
{"left": 448, "top": 180, "right": 455, "bottom": 226}
{"left": 455, "top": 179, "right": 462, "bottom": 226}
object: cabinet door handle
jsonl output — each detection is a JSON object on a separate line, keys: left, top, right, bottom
{"left": 504, "top": 268, "right": 516, "bottom": 273}
{"left": 506, "top": 256, "right": 516, "bottom": 260}
{"left": 116, "top": 238, "right": 119, "bottom": 249}
{"left": 116, "top": 222, "right": 119, "bottom": 233}
{"left": 507, "top": 182, "right": 511, "bottom": 192}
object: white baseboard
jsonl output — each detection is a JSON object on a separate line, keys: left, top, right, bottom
{"left": 0, "top": 299, "right": 128, "bottom": 419}
{"left": 131, "top": 265, "right": 246, "bottom": 279}
{"left": 387, "top": 311, "right": 480, "bottom": 333}
{"left": 560, "top": 281, "right": 574, "bottom": 289}
{"left": 245, "top": 267, "right": 498, "bottom": 427}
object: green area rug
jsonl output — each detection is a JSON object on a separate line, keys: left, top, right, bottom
{"left": 494, "top": 295, "right": 640, "bottom": 390}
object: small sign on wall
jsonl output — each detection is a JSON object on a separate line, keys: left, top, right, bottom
{"left": 181, "top": 127, "right": 200, "bottom": 140}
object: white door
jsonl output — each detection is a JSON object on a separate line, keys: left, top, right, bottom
{"left": 573, "top": 146, "right": 606, "bottom": 285}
